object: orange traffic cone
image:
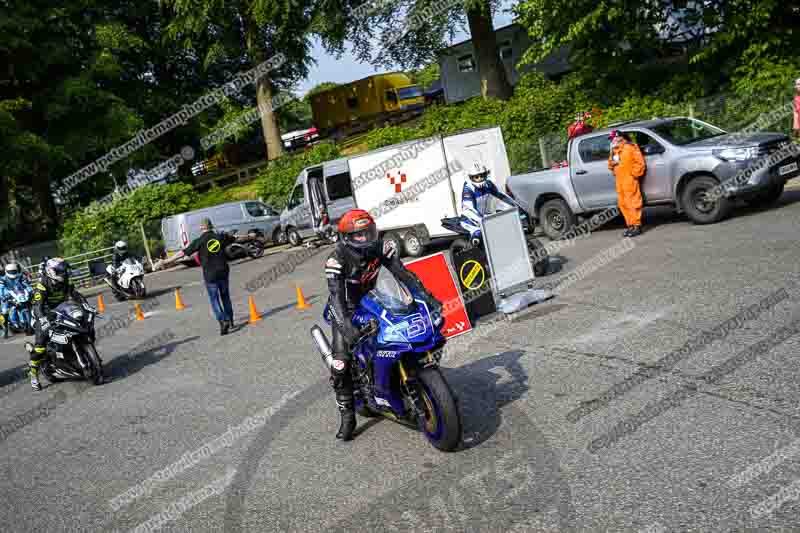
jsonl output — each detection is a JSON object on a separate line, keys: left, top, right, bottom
{"left": 134, "top": 303, "right": 145, "bottom": 321}
{"left": 296, "top": 285, "right": 310, "bottom": 310}
{"left": 248, "top": 296, "right": 262, "bottom": 323}
{"left": 175, "top": 289, "right": 186, "bottom": 310}
{"left": 97, "top": 294, "right": 105, "bottom": 314}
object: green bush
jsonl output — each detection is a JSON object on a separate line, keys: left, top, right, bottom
{"left": 363, "top": 125, "right": 421, "bottom": 151}
{"left": 59, "top": 183, "right": 199, "bottom": 258}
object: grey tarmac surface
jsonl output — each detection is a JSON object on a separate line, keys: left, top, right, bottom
{"left": 3, "top": 192, "right": 800, "bottom": 532}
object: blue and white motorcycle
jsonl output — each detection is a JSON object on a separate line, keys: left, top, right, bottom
{"left": 2, "top": 284, "right": 34, "bottom": 337}
{"left": 311, "top": 267, "right": 462, "bottom": 451}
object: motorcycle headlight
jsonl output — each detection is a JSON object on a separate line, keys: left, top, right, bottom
{"left": 713, "top": 147, "right": 758, "bottom": 162}
{"left": 69, "top": 309, "right": 84, "bottom": 321}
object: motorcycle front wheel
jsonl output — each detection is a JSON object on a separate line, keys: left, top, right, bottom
{"left": 416, "top": 368, "right": 461, "bottom": 451}
{"left": 78, "top": 342, "right": 104, "bottom": 385}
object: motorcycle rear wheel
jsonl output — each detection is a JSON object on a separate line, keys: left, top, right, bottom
{"left": 416, "top": 368, "right": 461, "bottom": 451}
{"left": 131, "top": 278, "right": 146, "bottom": 299}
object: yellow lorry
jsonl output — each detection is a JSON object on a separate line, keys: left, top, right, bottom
{"left": 310, "top": 73, "right": 425, "bottom": 139}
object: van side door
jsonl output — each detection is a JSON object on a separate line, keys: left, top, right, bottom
{"left": 323, "top": 159, "right": 355, "bottom": 224}
{"left": 286, "top": 180, "right": 313, "bottom": 234}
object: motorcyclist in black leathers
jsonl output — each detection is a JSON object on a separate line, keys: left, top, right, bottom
{"left": 29, "top": 257, "right": 94, "bottom": 391}
{"left": 324, "top": 209, "right": 443, "bottom": 441}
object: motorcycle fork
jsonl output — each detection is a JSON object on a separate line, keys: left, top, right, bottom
{"left": 398, "top": 360, "right": 424, "bottom": 419}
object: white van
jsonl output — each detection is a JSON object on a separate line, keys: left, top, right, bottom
{"left": 161, "top": 200, "right": 281, "bottom": 262}
{"left": 280, "top": 126, "right": 512, "bottom": 257}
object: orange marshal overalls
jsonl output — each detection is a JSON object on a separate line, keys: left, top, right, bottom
{"left": 608, "top": 142, "right": 646, "bottom": 226}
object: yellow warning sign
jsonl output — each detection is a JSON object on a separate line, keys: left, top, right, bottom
{"left": 459, "top": 260, "right": 485, "bottom": 290}
{"left": 207, "top": 239, "right": 221, "bottom": 253}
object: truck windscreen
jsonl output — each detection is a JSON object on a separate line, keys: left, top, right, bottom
{"left": 650, "top": 118, "right": 726, "bottom": 146}
{"left": 397, "top": 86, "right": 422, "bottom": 100}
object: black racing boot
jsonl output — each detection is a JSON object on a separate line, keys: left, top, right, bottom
{"left": 219, "top": 320, "right": 229, "bottom": 336}
{"left": 3, "top": 317, "right": 8, "bottom": 339}
{"left": 335, "top": 399, "right": 356, "bottom": 441}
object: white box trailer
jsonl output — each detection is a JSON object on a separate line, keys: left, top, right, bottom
{"left": 279, "top": 126, "right": 513, "bottom": 257}
{"left": 348, "top": 126, "right": 512, "bottom": 256}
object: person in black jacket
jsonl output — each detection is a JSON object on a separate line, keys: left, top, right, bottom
{"left": 324, "top": 209, "right": 442, "bottom": 441}
{"left": 29, "top": 258, "right": 94, "bottom": 390}
{"left": 155, "top": 218, "right": 240, "bottom": 335}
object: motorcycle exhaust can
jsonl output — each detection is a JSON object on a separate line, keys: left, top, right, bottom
{"left": 310, "top": 325, "right": 335, "bottom": 369}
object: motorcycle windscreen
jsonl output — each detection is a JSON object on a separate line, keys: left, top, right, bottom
{"left": 368, "top": 267, "right": 414, "bottom": 314}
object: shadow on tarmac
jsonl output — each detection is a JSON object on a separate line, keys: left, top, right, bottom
{"left": 105, "top": 335, "right": 201, "bottom": 382}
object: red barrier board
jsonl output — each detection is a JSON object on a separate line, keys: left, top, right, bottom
{"left": 405, "top": 252, "right": 472, "bottom": 339}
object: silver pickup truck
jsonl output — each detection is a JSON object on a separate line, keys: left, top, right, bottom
{"left": 506, "top": 117, "right": 800, "bottom": 239}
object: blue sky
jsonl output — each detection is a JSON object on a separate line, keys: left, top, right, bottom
{"left": 296, "top": 2, "right": 516, "bottom": 96}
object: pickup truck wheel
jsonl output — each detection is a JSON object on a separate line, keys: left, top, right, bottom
{"left": 745, "top": 182, "right": 785, "bottom": 208}
{"left": 681, "top": 175, "right": 732, "bottom": 224}
{"left": 540, "top": 199, "right": 576, "bottom": 240}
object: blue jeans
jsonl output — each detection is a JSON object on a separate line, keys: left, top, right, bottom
{"left": 206, "top": 278, "right": 233, "bottom": 322}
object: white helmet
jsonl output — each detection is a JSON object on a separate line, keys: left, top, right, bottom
{"left": 468, "top": 162, "right": 490, "bottom": 189}
{"left": 5, "top": 262, "right": 19, "bottom": 280}
{"left": 115, "top": 240, "right": 127, "bottom": 254}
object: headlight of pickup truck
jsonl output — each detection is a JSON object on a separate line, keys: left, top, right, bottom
{"left": 713, "top": 147, "right": 759, "bottom": 162}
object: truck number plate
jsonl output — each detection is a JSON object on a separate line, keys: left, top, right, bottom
{"left": 779, "top": 162, "right": 798, "bottom": 176}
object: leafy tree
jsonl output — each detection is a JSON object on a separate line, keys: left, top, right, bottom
{"left": 321, "top": 0, "right": 512, "bottom": 99}
{"left": 407, "top": 62, "right": 440, "bottom": 89}
{"left": 162, "top": 0, "right": 325, "bottom": 162}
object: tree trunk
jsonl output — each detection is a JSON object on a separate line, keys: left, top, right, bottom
{"left": 255, "top": 77, "right": 284, "bottom": 161}
{"left": 466, "top": 1, "right": 512, "bottom": 100}
{"left": 30, "top": 169, "right": 58, "bottom": 239}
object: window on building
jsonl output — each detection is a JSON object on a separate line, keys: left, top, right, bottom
{"left": 457, "top": 54, "right": 475, "bottom": 72}
{"left": 325, "top": 172, "right": 353, "bottom": 201}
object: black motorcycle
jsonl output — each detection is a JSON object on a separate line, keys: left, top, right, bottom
{"left": 225, "top": 231, "right": 266, "bottom": 260}
{"left": 24, "top": 301, "right": 103, "bottom": 386}
{"left": 441, "top": 208, "right": 549, "bottom": 277}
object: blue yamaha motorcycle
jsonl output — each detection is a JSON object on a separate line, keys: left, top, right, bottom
{"left": 311, "top": 268, "right": 462, "bottom": 451}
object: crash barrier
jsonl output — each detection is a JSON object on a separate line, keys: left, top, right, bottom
{"left": 22, "top": 246, "right": 116, "bottom": 288}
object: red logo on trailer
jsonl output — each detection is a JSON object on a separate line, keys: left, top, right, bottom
{"left": 387, "top": 171, "right": 407, "bottom": 193}
{"left": 405, "top": 252, "right": 472, "bottom": 339}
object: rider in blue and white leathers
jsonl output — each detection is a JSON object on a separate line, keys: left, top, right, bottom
{"left": 2, "top": 263, "right": 32, "bottom": 337}
{"left": 459, "top": 162, "right": 519, "bottom": 241}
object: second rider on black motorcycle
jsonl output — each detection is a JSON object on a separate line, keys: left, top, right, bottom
{"left": 28, "top": 258, "right": 96, "bottom": 391}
